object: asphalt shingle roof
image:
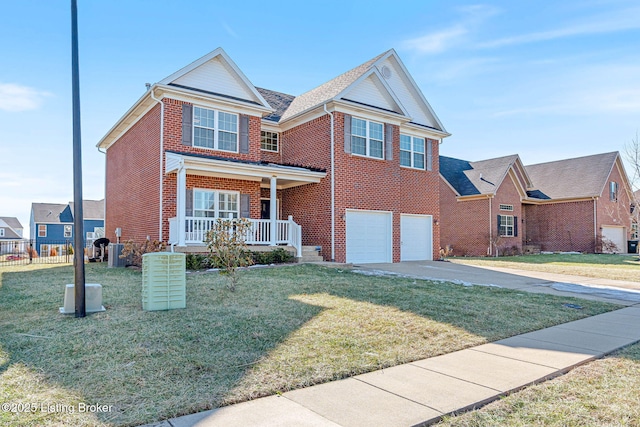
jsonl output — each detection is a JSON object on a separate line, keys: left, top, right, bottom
{"left": 31, "top": 203, "right": 69, "bottom": 224}
{"left": 0, "top": 217, "right": 22, "bottom": 230}
{"left": 279, "top": 51, "right": 390, "bottom": 122}
{"left": 525, "top": 152, "right": 619, "bottom": 200}
{"left": 440, "top": 154, "right": 520, "bottom": 196}
{"left": 69, "top": 200, "right": 105, "bottom": 220}
{"left": 256, "top": 88, "right": 296, "bottom": 122}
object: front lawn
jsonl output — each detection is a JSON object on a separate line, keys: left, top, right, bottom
{"left": 437, "top": 342, "right": 640, "bottom": 426}
{"left": 0, "top": 263, "right": 620, "bottom": 426}
{"left": 450, "top": 253, "right": 640, "bottom": 282}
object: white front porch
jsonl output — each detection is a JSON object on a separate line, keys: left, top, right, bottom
{"left": 168, "top": 216, "right": 301, "bottom": 254}
{"left": 164, "top": 152, "right": 326, "bottom": 257}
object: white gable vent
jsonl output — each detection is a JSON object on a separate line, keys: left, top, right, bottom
{"left": 380, "top": 65, "right": 392, "bottom": 79}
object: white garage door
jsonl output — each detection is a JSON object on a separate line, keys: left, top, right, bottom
{"left": 401, "top": 214, "right": 433, "bottom": 261}
{"left": 346, "top": 210, "right": 392, "bottom": 263}
{"left": 601, "top": 226, "right": 625, "bottom": 253}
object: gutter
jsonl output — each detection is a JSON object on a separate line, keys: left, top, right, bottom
{"left": 324, "top": 104, "right": 335, "bottom": 261}
{"left": 593, "top": 196, "right": 598, "bottom": 250}
{"left": 150, "top": 87, "right": 165, "bottom": 242}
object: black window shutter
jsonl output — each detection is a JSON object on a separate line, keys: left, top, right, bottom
{"left": 426, "top": 140, "right": 433, "bottom": 171}
{"left": 240, "top": 194, "right": 250, "bottom": 218}
{"left": 239, "top": 115, "right": 249, "bottom": 153}
{"left": 514, "top": 216, "right": 518, "bottom": 237}
{"left": 344, "top": 114, "right": 352, "bottom": 154}
{"left": 182, "top": 104, "right": 193, "bottom": 146}
{"left": 185, "top": 188, "right": 193, "bottom": 217}
{"left": 384, "top": 123, "right": 393, "bottom": 160}
{"left": 497, "top": 215, "right": 501, "bottom": 235}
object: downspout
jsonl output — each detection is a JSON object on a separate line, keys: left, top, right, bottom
{"left": 324, "top": 104, "right": 335, "bottom": 261}
{"left": 593, "top": 196, "right": 598, "bottom": 251}
{"left": 150, "top": 87, "right": 165, "bottom": 241}
{"left": 488, "top": 196, "right": 493, "bottom": 256}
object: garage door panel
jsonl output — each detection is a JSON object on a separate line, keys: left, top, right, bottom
{"left": 401, "top": 215, "right": 432, "bottom": 261}
{"left": 346, "top": 211, "right": 392, "bottom": 264}
{"left": 602, "top": 226, "right": 625, "bottom": 254}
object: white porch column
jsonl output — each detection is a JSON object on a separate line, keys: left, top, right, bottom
{"left": 177, "top": 162, "right": 186, "bottom": 246}
{"left": 270, "top": 175, "right": 277, "bottom": 246}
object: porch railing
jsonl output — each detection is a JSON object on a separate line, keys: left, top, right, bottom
{"left": 168, "top": 216, "right": 302, "bottom": 257}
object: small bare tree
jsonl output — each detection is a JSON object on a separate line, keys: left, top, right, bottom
{"left": 623, "top": 132, "right": 640, "bottom": 193}
{"left": 206, "top": 218, "right": 254, "bottom": 292}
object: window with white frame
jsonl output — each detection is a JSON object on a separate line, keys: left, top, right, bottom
{"left": 499, "top": 204, "right": 514, "bottom": 211}
{"left": 193, "top": 189, "right": 239, "bottom": 219}
{"left": 609, "top": 181, "right": 618, "bottom": 201}
{"left": 193, "top": 106, "right": 238, "bottom": 152}
{"left": 64, "top": 225, "right": 72, "bottom": 238}
{"left": 351, "top": 117, "right": 384, "bottom": 159}
{"left": 261, "top": 131, "right": 278, "bottom": 152}
{"left": 632, "top": 222, "right": 638, "bottom": 240}
{"left": 38, "top": 224, "right": 47, "bottom": 237}
{"left": 400, "top": 134, "right": 425, "bottom": 169}
{"left": 498, "top": 215, "right": 515, "bottom": 237}
{"left": 0, "top": 229, "right": 4, "bottom": 237}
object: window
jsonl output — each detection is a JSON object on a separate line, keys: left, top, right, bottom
{"left": 193, "top": 189, "right": 239, "bottom": 219}
{"left": 193, "top": 106, "right": 238, "bottom": 152}
{"left": 499, "top": 204, "right": 514, "bottom": 211}
{"left": 498, "top": 215, "right": 515, "bottom": 237}
{"left": 610, "top": 181, "right": 618, "bottom": 201}
{"left": 400, "top": 134, "right": 426, "bottom": 169}
{"left": 38, "top": 224, "right": 47, "bottom": 237}
{"left": 260, "top": 131, "right": 279, "bottom": 152}
{"left": 632, "top": 223, "right": 638, "bottom": 240}
{"left": 64, "top": 225, "right": 72, "bottom": 238}
{"left": 0, "top": 229, "right": 4, "bottom": 237}
{"left": 351, "top": 117, "right": 384, "bottom": 159}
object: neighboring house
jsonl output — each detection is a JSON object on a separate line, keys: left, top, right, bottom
{"left": 97, "top": 47, "right": 449, "bottom": 263}
{"left": 0, "top": 217, "right": 24, "bottom": 240}
{"left": 439, "top": 154, "right": 533, "bottom": 256}
{"left": 440, "top": 151, "right": 636, "bottom": 255}
{"left": 30, "top": 200, "right": 105, "bottom": 256}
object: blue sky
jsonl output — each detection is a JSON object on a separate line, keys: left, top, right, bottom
{"left": 1, "top": 0, "right": 639, "bottom": 236}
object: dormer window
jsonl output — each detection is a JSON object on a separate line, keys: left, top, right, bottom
{"left": 193, "top": 106, "right": 238, "bottom": 152}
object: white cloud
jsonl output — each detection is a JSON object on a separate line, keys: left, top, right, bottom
{"left": 402, "top": 4, "right": 500, "bottom": 55}
{"left": 479, "top": 6, "right": 640, "bottom": 48}
{"left": 0, "top": 83, "right": 52, "bottom": 112}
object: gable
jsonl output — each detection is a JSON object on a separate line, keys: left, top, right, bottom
{"left": 376, "top": 55, "right": 442, "bottom": 130}
{"left": 158, "top": 48, "right": 271, "bottom": 109}
{"left": 340, "top": 71, "right": 405, "bottom": 114}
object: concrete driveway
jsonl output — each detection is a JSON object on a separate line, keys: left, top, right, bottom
{"left": 355, "top": 260, "right": 640, "bottom": 306}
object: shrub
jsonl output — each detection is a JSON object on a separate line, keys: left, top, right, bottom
{"left": 120, "top": 239, "right": 166, "bottom": 267}
{"left": 205, "top": 219, "right": 253, "bottom": 291}
{"left": 251, "top": 248, "right": 295, "bottom": 265}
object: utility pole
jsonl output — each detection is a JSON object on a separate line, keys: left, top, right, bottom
{"left": 71, "top": 0, "right": 86, "bottom": 318}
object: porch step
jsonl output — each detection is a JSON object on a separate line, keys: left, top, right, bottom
{"left": 298, "top": 245, "right": 324, "bottom": 263}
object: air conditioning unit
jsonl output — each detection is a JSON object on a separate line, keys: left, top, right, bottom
{"left": 142, "top": 252, "right": 186, "bottom": 311}
{"left": 108, "top": 243, "right": 127, "bottom": 267}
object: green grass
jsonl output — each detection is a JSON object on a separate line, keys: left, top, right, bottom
{"left": 450, "top": 253, "right": 640, "bottom": 282}
{"left": 437, "top": 342, "right": 640, "bottom": 426}
{"left": 0, "top": 263, "right": 620, "bottom": 426}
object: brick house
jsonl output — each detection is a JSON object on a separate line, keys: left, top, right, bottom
{"left": 440, "top": 151, "right": 637, "bottom": 255}
{"left": 97, "top": 48, "right": 449, "bottom": 263}
{"left": 439, "top": 154, "right": 533, "bottom": 256}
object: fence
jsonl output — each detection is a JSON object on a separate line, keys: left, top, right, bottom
{"left": 0, "top": 239, "right": 78, "bottom": 267}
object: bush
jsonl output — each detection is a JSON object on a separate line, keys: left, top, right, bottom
{"left": 120, "top": 239, "right": 166, "bottom": 267}
{"left": 206, "top": 219, "right": 254, "bottom": 291}
{"left": 251, "top": 248, "right": 295, "bottom": 265}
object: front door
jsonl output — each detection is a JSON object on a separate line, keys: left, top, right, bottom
{"left": 261, "top": 200, "right": 270, "bottom": 219}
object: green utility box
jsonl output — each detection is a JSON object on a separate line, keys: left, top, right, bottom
{"left": 142, "top": 252, "right": 186, "bottom": 311}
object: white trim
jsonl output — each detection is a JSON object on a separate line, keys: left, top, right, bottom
{"left": 336, "top": 68, "right": 410, "bottom": 117}
{"left": 345, "top": 209, "right": 393, "bottom": 264}
{"left": 260, "top": 130, "right": 279, "bottom": 152}
{"left": 192, "top": 105, "right": 239, "bottom": 153}
{"left": 399, "top": 133, "right": 426, "bottom": 170}
{"left": 350, "top": 116, "right": 385, "bottom": 159}
{"left": 192, "top": 188, "right": 240, "bottom": 219}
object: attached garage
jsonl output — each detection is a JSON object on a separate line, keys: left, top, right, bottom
{"left": 345, "top": 210, "right": 392, "bottom": 263}
{"left": 601, "top": 225, "right": 626, "bottom": 253}
{"left": 400, "top": 214, "right": 433, "bottom": 261}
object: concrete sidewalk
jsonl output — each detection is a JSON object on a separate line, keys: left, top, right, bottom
{"left": 146, "top": 306, "right": 640, "bottom": 427}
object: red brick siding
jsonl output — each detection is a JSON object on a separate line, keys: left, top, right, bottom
{"left": 524, "top": 201, "right": 595, "bottom": 252}
{"left": 105, "top": 104, "right": 161, "bottom": 243}
{"left": 596, "top": 162, "right": 634, "bottom": 242}
{"left": 282, "top": 112, "right": 440, "bottom": 262}
{"left": 491, "top": 175, "right": 524, "bottom": 255}
{"left": 439, "top": 179, "right": 491, "bottom": 256}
